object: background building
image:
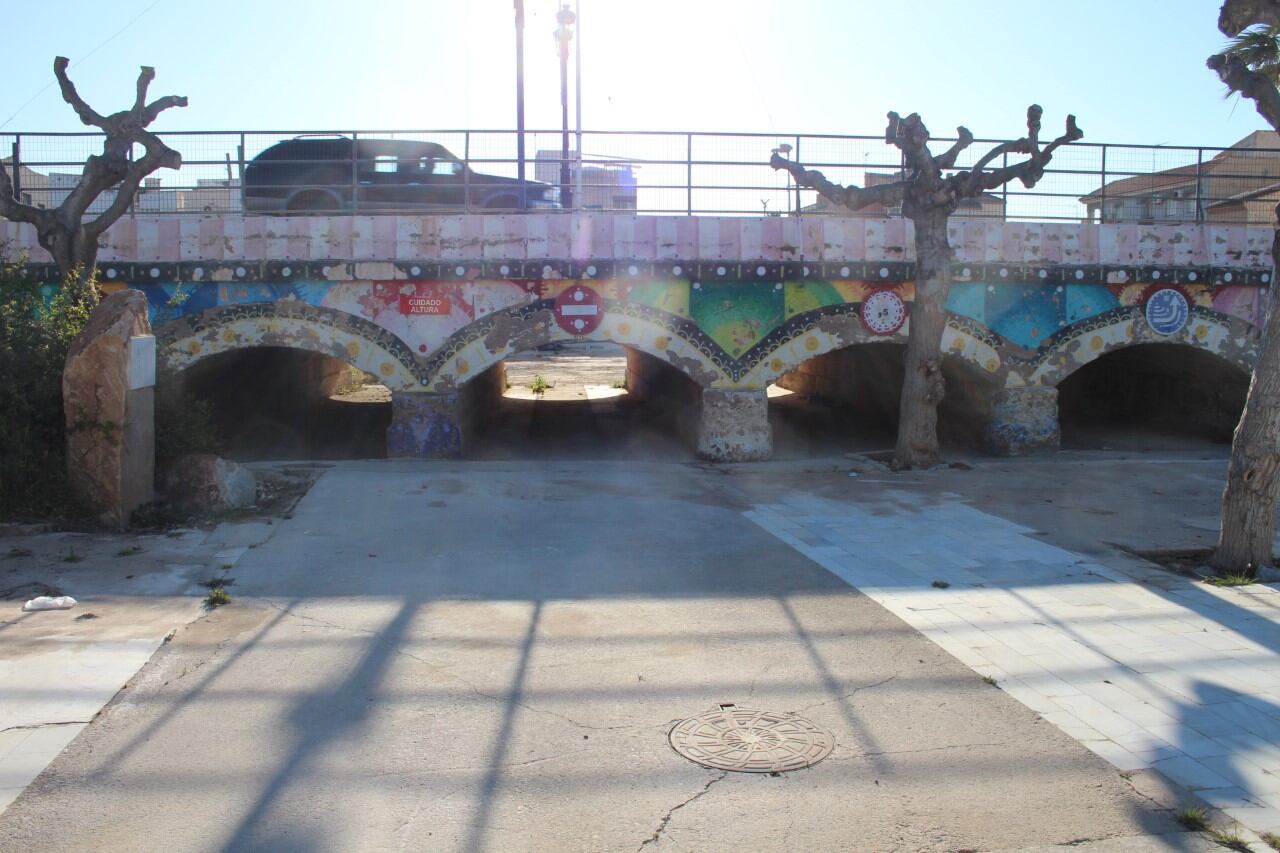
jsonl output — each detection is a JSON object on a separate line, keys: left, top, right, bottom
{"left": 534, "top": 149, "right": 637, "bottom": 210}
{"left": 1081, "top": 130, "right": 1280, "bottom": 225}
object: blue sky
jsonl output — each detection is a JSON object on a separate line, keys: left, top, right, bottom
{"left": 1, "top": 0, "right": 1268, "bottom": 147}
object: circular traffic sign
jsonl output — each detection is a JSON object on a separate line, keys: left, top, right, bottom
{"left": 861, "top": 289, "right": 907, "bottom": 335}
{"left": 554, "top": 284, "right": 604, "bottom": 336}
{"left": 1144, "top": 287, "right": 1190, "bottom": 336}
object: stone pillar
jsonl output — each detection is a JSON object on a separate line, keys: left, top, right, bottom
{"left": 696, "top": 388, "right": 772, "bottom": 462}
{"left": 986, "top": 386, "right": 1060, "bottom": 456}
{"left": 386, "top": 391, "right": 466, "bottom": 459}
{"left": 63, "top": 290, "right": 155, "bottom": 528}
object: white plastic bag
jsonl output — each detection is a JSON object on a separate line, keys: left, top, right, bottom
{"left": 22, "top": 595, "right": 77, "bottom": 612}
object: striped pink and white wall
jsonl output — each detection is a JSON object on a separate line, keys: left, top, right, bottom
{"left": 0, "top": 214, "right": 1274, "bottom": 268}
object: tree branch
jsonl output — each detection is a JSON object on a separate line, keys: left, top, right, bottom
{"left": 886, "top": 111, "right": 939, "bottom": 185}
{"left": 961, "top": 112, "right": 1082, "bottom": 195}
{"left": 934, "top": 127, "right": 974, "bottom": 171}
{"left": 143, "top": 94, "right": 188, "bottom": 124}
{"left": 53, "top": 57, "right": 106, "bottom": 128}
{"left": 132, "top": 66, "right": 155, "bottom": 115}
{"left": 0, "top": 158, "right": 54, "bottom": 229}
{"left": 1209, "top": 53, "right": 1280, "bottom": 130}
{"left": 769, "top": 153, "right": 907, "bottom": 212}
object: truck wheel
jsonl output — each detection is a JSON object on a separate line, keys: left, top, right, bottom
{"left": 485, "top": 196, "right": 518, "bottom": 212}
{"left": 287, "top": 191, "right": 340, "bottom": 213}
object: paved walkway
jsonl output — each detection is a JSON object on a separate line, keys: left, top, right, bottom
{"left": 748, "top": 490, "right": 1280, "bottom": 837}
{"left": 0, "top": 520, "right": 271, "bottom": 812}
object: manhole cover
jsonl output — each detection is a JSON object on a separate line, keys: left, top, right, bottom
{"left": 668, "top": 704, "right": 835, "bottom": 773}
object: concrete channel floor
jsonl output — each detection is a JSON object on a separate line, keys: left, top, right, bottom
{"left": 0, "top": 455, "right": 1260, "bottom": 851}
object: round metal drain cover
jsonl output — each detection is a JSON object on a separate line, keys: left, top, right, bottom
{"left": 668, "top": 704, "right": 835, "bottom": 773}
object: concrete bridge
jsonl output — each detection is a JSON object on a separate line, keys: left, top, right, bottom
{"left": 4, "top": 214, "right": 1274, "bottom": 460}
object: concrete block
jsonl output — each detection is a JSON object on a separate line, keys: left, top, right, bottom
{"left": 696, "top": 388, "right": 771, "bottom": 462}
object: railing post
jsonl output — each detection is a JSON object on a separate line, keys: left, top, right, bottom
{"left": 10, "top": 136, "right": 19, "bottom": 203}
{"left": 686, "top": 132, "right": 693, "bottom": 217}
{"left": 351, "top": 130, "right": 359, "bottom": 213}
{"left": 237, "top": 133, "right": 246, "bottom": 212}
{"left": 794, "top": 134, "right": 801, "bottom": 215}
{"left": 128, "top": 141, "right": 136, "bottom": 216}
{"left": 463, "top": 130, "right": 471, "bottom": 213}
{"left": 1001, "top": 151, "right": 1009, "bottom": 221}
{"left": 1099, "top": 144, "right": 1108, "bottom": 224}
{"left": 1195, "top": 147, "right": 1204, "bottom": 223}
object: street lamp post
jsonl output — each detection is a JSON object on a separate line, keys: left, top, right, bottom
{"left": 514, "top": 0, "right": 527, "bottom": 210}
{"left": 555, "top": 4, "right": 575, "bottom": 210}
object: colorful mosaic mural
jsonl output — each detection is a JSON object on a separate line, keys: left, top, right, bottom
{"left": 86, "top": 265, "right": 1267, "bottom": 396}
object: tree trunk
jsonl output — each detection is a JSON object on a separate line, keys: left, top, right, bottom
{"left": 38, "top": 222, "right": 98, "bottom": 286}
{"left": 1212, "top": 228, "right": 1280, "bottom": 576}
{"left": 895, "top": 209, "right": 951, "bottom": 469}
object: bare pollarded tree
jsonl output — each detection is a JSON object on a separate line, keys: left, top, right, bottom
{"left": 772, "top": 107, "right": 1082, "bottom": 469}
{"left": 0, "top": 57, "right": 187, "bottom": 284}
{"left": 1208, "top": 0, "right": 1280, "bottom": 576}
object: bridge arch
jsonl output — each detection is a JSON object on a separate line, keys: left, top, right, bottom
{"left": 1025, "top": 307, "right": 1258, "bottom": 389}
{"left": 420, "top": 300, "right": 728, "bottom": 392}
{"left": 156, "top": 301, "right": 423, "bottom": 391}
{"left": 740, "top": 309, "right": 1002, "bottom": 388}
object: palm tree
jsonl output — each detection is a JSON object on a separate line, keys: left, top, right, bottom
{"left": 1221, "top": 25, "right": 1280, "bottom": 87}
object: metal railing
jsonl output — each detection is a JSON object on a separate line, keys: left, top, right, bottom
{"left": 4, "top": 128, "right": 1280, "bottom": 224}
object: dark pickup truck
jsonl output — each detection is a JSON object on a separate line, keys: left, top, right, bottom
{"left": 241, "top": 136, "right": 561, "bottom": 213}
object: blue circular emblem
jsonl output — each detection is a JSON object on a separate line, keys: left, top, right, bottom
{"left": 1145, "top": 288, "right": 1189, "bottom": 336}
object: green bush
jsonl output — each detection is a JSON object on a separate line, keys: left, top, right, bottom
{"left": 155, "top": 389, "right": 223, "bottom": 464}
{"left": 0, "top": 256, "right": 98, "bottom": 518}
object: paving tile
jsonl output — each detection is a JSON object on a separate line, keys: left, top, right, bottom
{"left": 747, "top": 494, "right": 1280, "bottom": 839}
{"left": 1082, "top": 738, "right": 1148, "bottom": 771}
{"left": 1151, "top": 754, "right": 1236, "bottom": 790}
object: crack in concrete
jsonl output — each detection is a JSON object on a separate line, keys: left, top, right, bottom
{"left": 0, "top": 720, "right": 91, "bottom": 733}
{"left": 637, "top": 771, "right": 728, "bottom": 850}
{"left": 263, "top": 601, "right": 664, "bottom": 734}
{"left": 371, "top": 748, "right": 592, "bottom": 779}
{"left": 794, "top": 674, "right": 898, "bottom": 712}
{"left": 859, "top": 741, "right": 1010, "bottom": 758}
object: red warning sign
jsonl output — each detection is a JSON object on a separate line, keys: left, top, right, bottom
{"left": 554, "top": 284, "right": 604, "bottom": 335}
{"left": 399, "top": 294, "right": 451, "bottom": 315}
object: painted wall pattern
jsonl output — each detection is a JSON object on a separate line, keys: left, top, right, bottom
{"left": 6, "top": 214, "right": 1271, "bottom": 394}
{"left": 83, "top": 270, "right": 1265, "bottom": 395}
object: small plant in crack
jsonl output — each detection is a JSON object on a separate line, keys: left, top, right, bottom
{"left": 981, "top": 675, "right": 998, "bottom": 687}
{"left": 1175, "top": 807, "right": 1208, "bottom": 831}
{"left": 63, "top": 547, "right": 83, "bottom": 563}
{"left": 203, "top": 581, "right": 232, "bottom": 609}
{"left": 931, "top": 579, "right": 950, "bottom": 589}
{"left": 1261, "top": 830, "right": 1280, "bottom": 850}
{"left": 115, "top": 545, "right": 143, "bottom": 557}
{"left": 530, "top": 375, "right": 551, "bottom": 395}
{"left": 1208, "top": 827, "right": 1251, "bottom": 851}
{"left": 1207, "top": 574, "right": 1256, "bottom": 588}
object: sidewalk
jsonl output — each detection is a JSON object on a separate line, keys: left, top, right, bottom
{"left": 0, "top": 519, "right": 275, "bottom": 812}
{"left": 748, "top": 489, "right": 1280, "bottom": 839}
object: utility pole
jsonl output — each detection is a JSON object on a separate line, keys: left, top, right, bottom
{"left": 515, "top": 0, "right": 527, "bottom": 209}
{"left": 555, "top": 3, "right": 575, "bottom": 210}
{"left": 574, "top": 0, "right": 582, "bottom": 210}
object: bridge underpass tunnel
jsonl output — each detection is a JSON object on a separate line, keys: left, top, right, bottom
{"left": 1057, "top": 344, "right": 1248, "bottom": 450}
{"left": 770, "top": 344, "right": 994, "bottom": 458}
{"left": 164, "top": 347, "right": 391, "bottom": 460}
{"left": 463, "top": 342, "right": 700, "bottom": 460}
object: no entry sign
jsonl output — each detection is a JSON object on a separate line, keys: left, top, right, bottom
{"left": 554, "top": 285, "right": 604, "bottom": 335}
